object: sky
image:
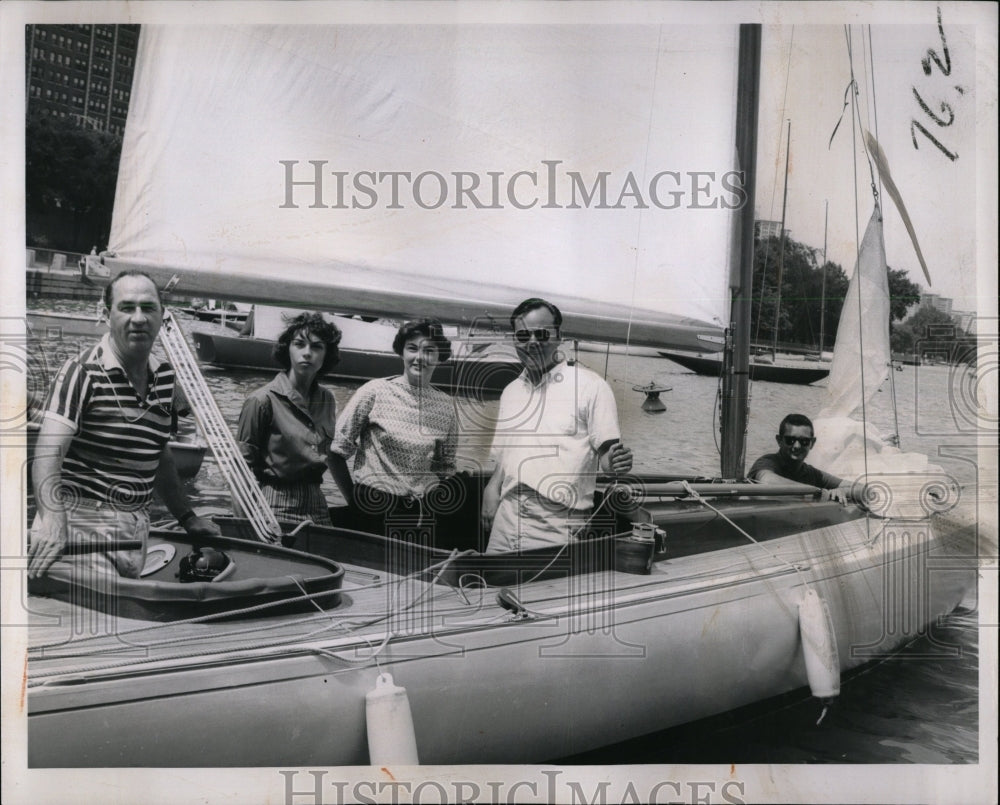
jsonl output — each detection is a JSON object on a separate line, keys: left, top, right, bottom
{"left": 756, "top": 20, "right": 985, "bottom": 315}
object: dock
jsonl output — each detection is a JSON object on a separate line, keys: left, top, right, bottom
{"left": 25, "top": 248, "right": 192, "bottom": 304}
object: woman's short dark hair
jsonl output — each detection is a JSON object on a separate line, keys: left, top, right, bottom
{"left": 392, "top": 318, "right": 452, "bottom": 363}
{"left": 272, "top": 312, "right": 342, "bottom": 374}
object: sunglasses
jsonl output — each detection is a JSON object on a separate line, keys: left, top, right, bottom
{"left": 779, "top": 435, "right": 815, "bottom": 447}
{"left": 514, "top": 327, "right": 558, "bottom": 344}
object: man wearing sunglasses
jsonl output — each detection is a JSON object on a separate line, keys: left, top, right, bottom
{"left": 749, "top": 413, "right": 861, "bottom": 504}
{"left": 481, "top": 297, "right": 632, "bottom": 553}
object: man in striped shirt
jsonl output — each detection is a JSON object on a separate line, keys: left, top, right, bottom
{"left": 28, "top": 271, "right": 219, "bottom": 579}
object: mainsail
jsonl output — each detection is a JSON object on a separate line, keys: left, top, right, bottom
{"left": 107, "top": 25, "right": 742, "bottom": 350}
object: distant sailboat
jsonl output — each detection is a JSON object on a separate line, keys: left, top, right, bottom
{"left": 657, "top": 349, "right": 830, "bottom": 384}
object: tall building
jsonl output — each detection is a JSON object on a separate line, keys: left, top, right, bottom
{"left": 920, "top": 292, "right": 954, "bottom": 316}
{"left": 754, "top": 219, "right": 787, "bottom": 240}
{"left": 25, "top": 24, "right": 140, "bottom": 136}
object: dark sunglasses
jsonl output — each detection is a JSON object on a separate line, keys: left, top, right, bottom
{"left": 779, "top": 435, "right": 815, "bottom": 447}
{"left": 514, "top": 327, "right": 558, "bottom": 344}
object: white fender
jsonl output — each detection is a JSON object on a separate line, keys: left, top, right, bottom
{"left": 798, "top": 588, "right": 841, "bottom": 700}
{"left": 365, "top": 672, "right": 419, "bottom": 764}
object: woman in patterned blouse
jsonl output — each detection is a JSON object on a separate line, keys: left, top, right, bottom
{"left": 329, "top": 319, "right": 458, "bottom": 539}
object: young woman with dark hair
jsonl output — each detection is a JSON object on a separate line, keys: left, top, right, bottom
{"left": 236, "top": 312, "right": 342, "bottom": 524}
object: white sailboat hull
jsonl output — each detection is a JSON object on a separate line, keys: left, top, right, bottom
{"left": 27, "top": 514, "right": 973, "bottom": 766}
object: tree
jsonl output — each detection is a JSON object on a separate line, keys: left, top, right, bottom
{"left": 25, "top": 109, "right": 123, "bottom": 252}
{"left": 886, "top": 267, "right": 922, "bottom": 324}
{"left": 752, "top": 234, "right": 924, "bottom": 352}
{"left": 890, "top": 304, "right": 960, "bottom": 358}
{"left": 889, "top": 303, "right": 976, "bottom": 363}
{"left": 751, "top": 234, "right": 848, "bottom": 350}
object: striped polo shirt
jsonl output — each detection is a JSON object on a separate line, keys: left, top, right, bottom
{"left": 41, "top": 334, "right": 180, "bottom": 510}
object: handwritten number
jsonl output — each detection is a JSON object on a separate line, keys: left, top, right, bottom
{"left": 912, "top": 88, "right": 955, "bottom": 127}
{"left": 912, "top": 5, "right": 957, "bottom": 161}
{"left": 910, "top": 120, "right": 958, "bottom": 162}
{"left": 921, "top": 6, "right": 952, "bottom": 76}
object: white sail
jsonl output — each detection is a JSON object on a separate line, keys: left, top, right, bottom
{"left": 108, "top": 25, "right": 741, "bottom": 349}
{"left": 819, "top": 208, "right": 891, "bottom": 420}
{"left": 812, "top": 207, "right": 960, "bottom": 519}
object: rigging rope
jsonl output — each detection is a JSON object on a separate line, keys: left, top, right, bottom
{"left": 158, "top": 312, "right": 282, "bottom": 543}
{"left": 867, "top": 25, "right": 902, "bottom": 447}
{"left": 844, "top": 25, "right": 886, "bottom": 545}
{"left": 620, "top": 24, "right": 665, "bottom": 390}
{"left": 680, "top": 481, "right": 813, "bottom": 590}
{"left": 753, "top": 27, "right": 797, "bottom": 351}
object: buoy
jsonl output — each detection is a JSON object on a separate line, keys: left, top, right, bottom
{"left": 798, "top": 588, "right": 840, "bottom": 705}
{"left": 632, "top": 383, "right": 671, "bottom": 414}
{"left": 365, "top": 672, "right": 419, "bottom": 764}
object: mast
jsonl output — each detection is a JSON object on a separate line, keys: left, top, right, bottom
{"left": 720, "top": 23, "right": 761, "bottom": 479}
{"left": 818, "top": 198, "right": 828, "bottom": 355}
{"left": 770, "top": 119, "right": 791, "bottom": 359}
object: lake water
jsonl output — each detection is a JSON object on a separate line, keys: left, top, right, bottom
{"left": 22, "top": 301, "right": 990, "bottom": 766}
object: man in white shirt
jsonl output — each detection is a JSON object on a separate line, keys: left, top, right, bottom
{"left": 481, "top": 298, "right": 632, "bottom": 553}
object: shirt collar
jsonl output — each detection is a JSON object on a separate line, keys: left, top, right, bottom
{"left": 94, "top": 333, "right": 165, "bottom": 374}
{"left": 269, "top": 370, "right": 317, "bottom": 408}
{"left": 518, "top": 359, "right": 568, "bottom": 388}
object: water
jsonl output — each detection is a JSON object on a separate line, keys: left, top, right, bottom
{"left": 23, "top": 301, "right": 987, "bottom": 765}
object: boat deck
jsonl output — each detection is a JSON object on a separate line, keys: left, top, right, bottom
{"left": 27, "top": 518, "right": 880, "bottom": 687}
{"left": 24, "top": 513, "right": 977, "bottom": 767}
